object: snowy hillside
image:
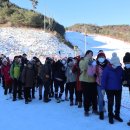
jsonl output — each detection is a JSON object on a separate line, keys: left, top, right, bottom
{"left": 0, "top": 27, "right": 74, "bottom": 62}
{"left": 65, "top": 31, "right": 130, "bottom": 64}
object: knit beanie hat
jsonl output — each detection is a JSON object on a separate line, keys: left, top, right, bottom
{"left": 2, "top": 58, "right": 7, "bottom": 63}
{"left": 97, "top": 52, "right": 106, "bottom": 59}
{"left": 110, "top": 52, "right": 121, "bottom": 66}
{"left": 123, "top": 52, "right": 130, "bottom": 63}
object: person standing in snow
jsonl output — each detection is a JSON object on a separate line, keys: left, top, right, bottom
{"left": 79, "top": 50, "right": 97, "bottom": 116}
{"left": 72, "top": 56, "right": 83, "bottom": 108}
{"left": 95, "top": 51, "right": 109, "bottom": 120}
{"left": 10, "top": 56, "right": 23, "bottom": 101}
{"left": 101, "top": 52, "right": 123, "bottom": 124}
{"left": 54, "top": 59, "right": 66, "bottom": 103}
{"left": 1, "top": 58, "right": 12, "bottom": 96}
{"left": 22, "top": 61, "right": 36, "bottom": 104}
{"left": 39, "top": 57, "right": 52, "bottom": 103}
{"left": 65, "top": 57, "right": 77, "bottom": 106}
{"left": 122, "top": 52, "right": 130, "bottom": 126}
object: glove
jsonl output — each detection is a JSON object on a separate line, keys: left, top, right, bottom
{"left": 92, "top": 60, "right": 97, "bottom": 66}
{"left": 101, "top": 90, "right": 105, "bottom": 96}
{"left": 122, "top": 81, "right": 127, "bottom": 86}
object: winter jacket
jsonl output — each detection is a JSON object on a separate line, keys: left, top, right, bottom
{"left": 123, "top": 67, "right": 130, "bottom": 86}
{"left": 39, "top": 63, "right": 52, "bottom": 84}
{"left": 54, "top": 60, "right": 66, "bottom": 83}
{"left": 66, "top": 65, "right": 77, "bottom": 83}
{"left": 96, "top": 59, "right": 108, "bottom": 86}
{"left": 10, "top": 62, "right": 21, "bottom": 79}
{"left": 1, "top": 64, "right": 12, "bottom": 86}
{"left": 79, "top": 57, "right": 96, "bottom": 83}
{"left": 101, "top": 65, "right": 123, "bottom": 90}
{"left": 21, "top": 65, "right": 36, "bottom": 88}
{"left": 72, "top": 63, "right": 81, "bottom": 91}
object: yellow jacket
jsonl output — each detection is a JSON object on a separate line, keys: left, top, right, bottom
{"left": 79, "top": 57, "right": 96, "bottom": 83}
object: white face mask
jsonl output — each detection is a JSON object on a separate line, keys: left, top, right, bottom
{"left": 98, "top": 58, "right": 105, "bottom": 63}
{"left": 125, "top": 64, "right": 130, "bottom": 69}
{"left": 61, "top": 60, "right": 66, "bottom": 65}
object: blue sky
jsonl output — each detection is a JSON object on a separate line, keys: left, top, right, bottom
{"left": 10, "top": 0, "right": 130, "bottom": 27}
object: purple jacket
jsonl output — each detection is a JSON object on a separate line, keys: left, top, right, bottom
{"left": 101, "top": 65, "right": 123, "bottom": 90}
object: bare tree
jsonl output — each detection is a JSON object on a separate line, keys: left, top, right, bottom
{"left": 30, "top": 0, "right": 38, "bottom": 10}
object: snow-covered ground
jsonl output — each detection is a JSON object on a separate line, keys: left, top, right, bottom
{"left": 0, "top": 86, "right": 130, "bottom": 130}
{"left": 0, "top": 27, "right": 74, "bottom": 62}
{"left": 0, "top": 29, "right": 130, "bottom": 130}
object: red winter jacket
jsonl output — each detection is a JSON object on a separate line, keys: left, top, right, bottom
{"left": 72, "top": 63, "right": 82, "bottom": 91}
{"left": 1, "top": 64, "right": 12, "bottom": 86}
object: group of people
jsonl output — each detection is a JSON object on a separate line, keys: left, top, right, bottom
{"left": 0, "top": 50, "right": 130, "bottom": 126}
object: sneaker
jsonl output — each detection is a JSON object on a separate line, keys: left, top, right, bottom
{"left": 84, "top": 111, "right": 89, "bottom": 116}
{"left": 114, "top": 115, "right": 123, "bottom": 122}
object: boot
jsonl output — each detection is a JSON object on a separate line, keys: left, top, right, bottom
{"left": 84, "top": 111, "right": 89, "bottom": 117}
{"left": 44, "top": 98, "right": 51, "bottom": 103}
{"left": 127, "top": 121, "right": 130, "bottom": 126}
{"left": 114, "top": 115, "right": 123, "bottom": 122}
{"left": 78, "top": 102, "right": 82, "bottom": 108}
{"left": 70, "top": 101, "right": 73, "bottom": 106}
{"left": 39, "top": 95, "right": 42, "bottom": 100}
{"left": 99, "top": 112, "right": 104, "bottom": 120}
{"left": 109, "top": 115, "right": 114, "bottom": 124}
{"left": 25, "top": 100, "right": 28, "bottom": 104}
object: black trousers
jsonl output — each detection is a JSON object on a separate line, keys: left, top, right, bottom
{"left": 24, "top": 87, "right": 31, "bottom": 101}
{"left": 81, "top": 82, "right": 97, "bottom": 112}
{"left": 54, "top": 79, "right": 64, "bottom": 99}
{"left": 67, "top": 82, "right": 77, "bottom": 102}
{"left": 50, "top": 79, "right": 54, "bottom": 95}
{"left": 77, "top": 90, "right": 83, "bottom": 102}
{"left": 13, "top": 78, "right": 22, "bottom": 99}
{"left": 106, "top": 90, "right": 122, "bottom": 117}
{"left": 43, "top": 81, "right": 51, "bottom": 100}
{"left": 65, "top": 83, "right": 69, "bottom": 97}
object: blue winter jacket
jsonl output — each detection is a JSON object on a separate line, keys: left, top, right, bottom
{"left": 101, "top": 65, "right": 123, "bottom": 90}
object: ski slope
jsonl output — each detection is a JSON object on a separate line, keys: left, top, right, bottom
{"left": 65, "top": 31, "right": 130, "bottom": 64}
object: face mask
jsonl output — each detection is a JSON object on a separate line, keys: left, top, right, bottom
{"left": 61, "top": 60, "right": 66, "bottom": 65}
{"left": 125, "top": 64, "right": 130, "bottom": 69}
{"left": 98, "top": 58, "right": 105, "bottom": 63}
{"left": 68, "top": 61, "right": 73, "bottom": 66}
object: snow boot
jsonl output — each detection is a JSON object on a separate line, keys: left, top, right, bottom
{"left": 99, "top": 112, "right": 104, "bottom": 120}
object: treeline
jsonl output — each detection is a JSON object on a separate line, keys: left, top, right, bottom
{"left": 0, "top": 1, "right": 65, "bottom": 36}
{"left": 67, "top": 24, "right": 130, "bottom": 43}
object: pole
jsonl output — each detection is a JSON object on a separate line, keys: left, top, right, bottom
{"left": 84, "top": 34, "right": 87, "bottom": 54}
